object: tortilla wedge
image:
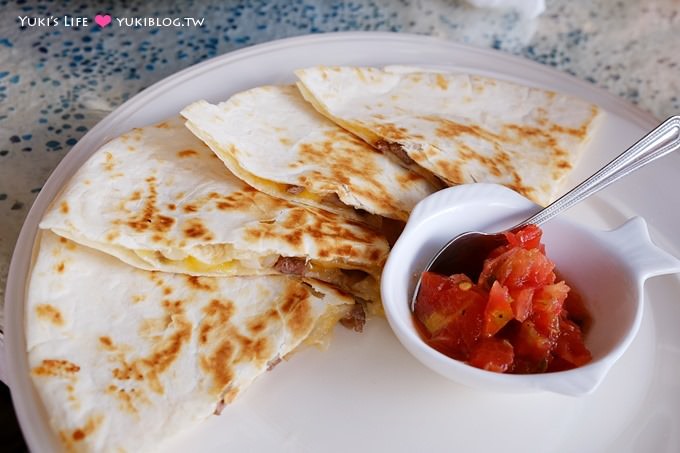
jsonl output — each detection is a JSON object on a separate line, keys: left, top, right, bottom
{"left": 295, "top": 66, "right": 602, "bottom": 206}
{"left": 26, "top": 231, "right": 356, "bottom": 452}
{"left": 39, "top": 116, "right": 388, "bottom": 304}
{"left": 181, "top": 85, "right": 438, "bottom": 222}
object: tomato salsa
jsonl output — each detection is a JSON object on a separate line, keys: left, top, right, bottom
{"left": 414, "top": 225, "right": 592, "bottom": 374}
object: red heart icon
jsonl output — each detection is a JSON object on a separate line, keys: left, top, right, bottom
{"left": 95, "top": 14, "right": 111, "bottom": 28}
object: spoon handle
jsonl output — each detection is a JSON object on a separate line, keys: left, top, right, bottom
{"left": 517, "top": 115, "right": 680, "bottom": 229}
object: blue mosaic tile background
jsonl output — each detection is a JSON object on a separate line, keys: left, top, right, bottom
{"left": 0, "top": 0, "right": 679, "bottom": 324}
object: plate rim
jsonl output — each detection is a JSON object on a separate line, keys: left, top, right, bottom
{"left": 2, "top": 31, "right": 662, "bottom": 452}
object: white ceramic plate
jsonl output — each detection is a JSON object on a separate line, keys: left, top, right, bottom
{"left": 5, "top": 32, "right": 680, "bottom": 453}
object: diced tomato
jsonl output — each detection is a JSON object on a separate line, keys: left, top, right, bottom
{"left": 509, "top": 287, "right": 533, "bottom": 322}
{"left": 479, "top": 247, "right": 555, "bottom": 290}
{"left": 482, "top": 281, "right": 513, "bottom": 337}
{"left": 415, "top": 273, "right": 454, "bottom": 311}
{"left": 554, "top": 318, "right": 592, "bottom": 366}
{"left": 513, "top": 320, "right": 553, "bottom": 365}
{"left": 506, "top": 248, "right": 555, "bottom": 288}
{"left": 546, "top": 356, "right": 576, "bottom": 372}
{"left": 562, "top": 284, "right": 592, "bottom": 331}
{"left": 505, "top": 224, "right": 543, "bottom": 250}
{"left": 415, "top": 273, "right": 486, "bottom": 359}
{"left": 413, "top": 225, "right": 592, "bottom": 374}
{"left": 531, "top": 282, "right": 569, "bottom": 339}
{"left": 468, "top": 338, "right": 514, "bottom": 373}
{"left": 414, "top": 272, "right": 457, "bottom": 335}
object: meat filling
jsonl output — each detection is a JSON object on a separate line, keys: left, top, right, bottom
{"left": 286, "top": 184, "right": 305, "bottom": 195}
{"left": 340, "top": 300, "right": 367, "bottom": 333}
{"left": 321, "top": 192, "right": 345, "bottom": 207}
{"left": 274, "top": 256, "right": 307, "bottom": 275}
{"left": 340, "top": 268, "right": 370, "bottom": 285}
{"left": 266, "top": 356, "right": 283, "bottom": 371}
{"left": 213, "top": 399, "right": 226, "bottom": 416}
{"left": 274, "top": 257, "right": 376, "bottom": 308}
{"left": 374, "top": 139, "right": 414, "bottom": 165}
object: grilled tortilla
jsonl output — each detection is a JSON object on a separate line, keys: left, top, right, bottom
{"left": 26, "top": 231, "right": 356, "bottom": 453}
{"left": 181, "top": 85, "right": 438, "bottom": 222}
{"left": 39, "top": 116, "right": 388, "bottom": 304}
{"left": 295, "top": 66, "right": 602, "bottom": 206}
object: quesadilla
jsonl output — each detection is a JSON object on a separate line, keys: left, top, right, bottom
{"left": 26, "top": 231, "right": 356, "bottom": 453}
{"left": 39, "top": 116, "right": 388, "bottom": 304}
{"left": 180, "top": 85, "right": 438, "bottom": 222}
{"left": 295, "top": 66, "right": 602, "bottom": 206}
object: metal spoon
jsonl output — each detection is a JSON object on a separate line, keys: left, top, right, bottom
{"left": 411, "top": 115, "right": 680, "bottom": 311}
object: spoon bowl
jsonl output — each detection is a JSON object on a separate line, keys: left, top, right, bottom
{"left": 419, "top": 230, "right": 507, "bottom": 283}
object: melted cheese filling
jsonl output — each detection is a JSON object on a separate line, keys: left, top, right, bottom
{"left": 132, "top": 248, "right": 380, "bottom": 303}
{"left": 134, "top": 250, "right": 273, "bottom": 273}
{"left": 303, "top": 304, "right": 353, "bottom": 349}
{"left": 183, "top": 256, "right": 236, "bottom": 273}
